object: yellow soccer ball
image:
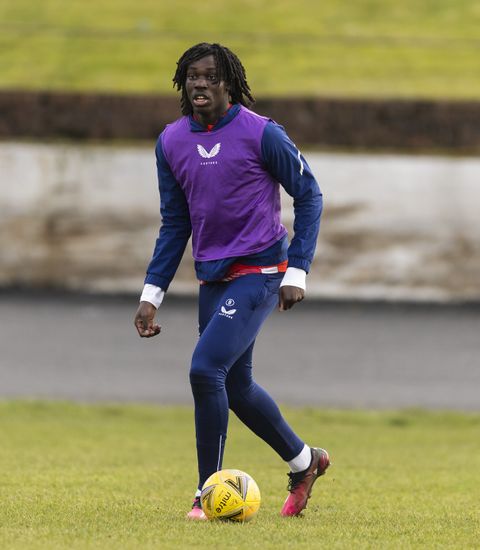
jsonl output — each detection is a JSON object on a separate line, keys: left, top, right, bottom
{"left": 200, "top": 469, "right": 261, "bottom": 522}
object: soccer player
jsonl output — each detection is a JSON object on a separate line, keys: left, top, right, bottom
{"left": 134, "top": 43, "right": 330, "bottom": 519}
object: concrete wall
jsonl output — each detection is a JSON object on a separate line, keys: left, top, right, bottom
{"left": 1, "top": 142, "right": 479, "bottom": 301}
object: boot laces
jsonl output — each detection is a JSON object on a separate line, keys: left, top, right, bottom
{"left": 286, "top": 471, "right": 306, "bottom": 492}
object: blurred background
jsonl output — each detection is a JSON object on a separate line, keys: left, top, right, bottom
{"left": 1, "top": 0, "right": 479, "bottom": 408}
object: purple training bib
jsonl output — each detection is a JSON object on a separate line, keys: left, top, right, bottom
{"left": 161, "top": 106, "right": 287, "bottom": 261}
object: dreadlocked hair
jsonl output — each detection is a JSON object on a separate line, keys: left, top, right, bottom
{"left": 173, "top": 43, "right": 255, "bottom": 115}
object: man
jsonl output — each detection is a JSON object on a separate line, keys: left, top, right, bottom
{"left": 134, "top": 42, "right": 329, "bottom": 519}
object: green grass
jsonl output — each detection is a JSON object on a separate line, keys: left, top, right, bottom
{"left": 1, "top": 0, "right": 480, "bottom": 99}
{"left": 1, "top": 402, "right": 479, "bottom": 549}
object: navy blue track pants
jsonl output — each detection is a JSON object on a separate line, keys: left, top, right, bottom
{"left": 190, "top": 273, "right": 305, "bottom": 490}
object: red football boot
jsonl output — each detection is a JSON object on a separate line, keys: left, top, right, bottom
{"left": 281, "top": 447, "right": 330, "bottom": 517}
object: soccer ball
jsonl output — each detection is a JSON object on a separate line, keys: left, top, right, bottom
{"left": 200, "top": 469, "right": 261, "bottom": 522}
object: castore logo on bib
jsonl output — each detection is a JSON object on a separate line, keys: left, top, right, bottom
{"left": 197, "top": 143, "right": 221, "bottom": 166}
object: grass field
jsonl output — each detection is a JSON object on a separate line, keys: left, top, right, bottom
{"left": 0, "top": 402, "right": 479, "bottom": 549}
{"left": 1, "top": 0, "right": 480, "bottom": 99}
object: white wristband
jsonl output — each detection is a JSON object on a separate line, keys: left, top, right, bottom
{"left": 140, "top": 284, "right": 165, "bottom": 309}
{"left": 280, "top": 267, "right": 307, "bottom": 291}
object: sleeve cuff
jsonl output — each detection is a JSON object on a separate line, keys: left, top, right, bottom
{"left": 287, "top": 256, "right": 311, "bottom": 273}
{"left": 140, "top": 284, "right": 165, "bottom": 309}
{"left": 144, "top": 273, "right": 171, "bottom": 291}
{"left": 280, "top": 267, "right": 307, "bottom": 291}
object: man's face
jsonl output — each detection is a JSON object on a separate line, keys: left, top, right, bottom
{"left": 185, "top": 55, "right": 230, "bottom": 125}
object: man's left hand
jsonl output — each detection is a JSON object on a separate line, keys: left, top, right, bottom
{"left": 279, "top": 285, "right": 305, "bottom": 311}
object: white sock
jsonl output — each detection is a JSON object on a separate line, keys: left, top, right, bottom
{"left": 195, "top": 489, "right": 201, "bottom": 498}
{"left": 288, "top": 444, "right": 311, "bottom": 473}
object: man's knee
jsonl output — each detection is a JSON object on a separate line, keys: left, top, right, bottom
{"left": 190, "top": 348, "right": 228, "bottom": 394}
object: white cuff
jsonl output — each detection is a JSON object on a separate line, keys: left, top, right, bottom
{"left": 280, "top": 267, "right": 307, "bottom": 291}
{"left": 140, "top": 284, "right": 165, "bottom": 309}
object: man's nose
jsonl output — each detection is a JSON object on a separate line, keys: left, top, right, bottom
{"left": 194, "top": 76, "right": 208, "bottom": 87}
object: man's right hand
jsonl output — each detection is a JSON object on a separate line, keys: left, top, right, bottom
{"left": 134, "top": 301, "right": 161, "bottom": 338}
